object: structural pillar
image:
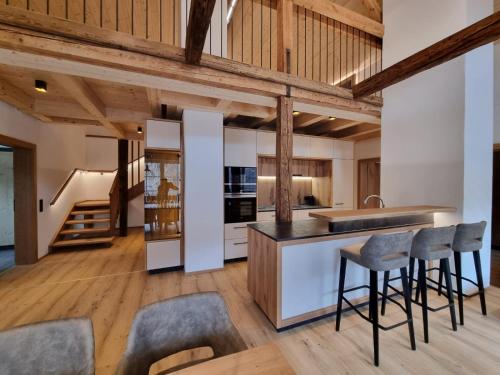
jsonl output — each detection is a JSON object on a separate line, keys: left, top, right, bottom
{"left": 276, "top": 96, "right": 293, "bottom": 223}
{"left": 118, "top": 139, "right": 128, "bottom": 237}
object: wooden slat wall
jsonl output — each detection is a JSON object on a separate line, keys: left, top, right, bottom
{"left": 3, "top": 0, "right": 181, "bottom": 46}
{"left": 228, "top": 1, "right": 383, "bottom": 94}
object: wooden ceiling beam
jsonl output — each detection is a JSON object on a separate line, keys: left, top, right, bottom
{"left": 185, "top": 0, "right": 217, "bottom": 64}
{"left": 329, "top": 120, "right": 364, "bottom": 132}
{"left": 352, "top": 11, "right": 500, "bottom": 98}
{"left": 0, "top": 5, "right": 383, "bottom": 115}
{"left": 361, "top": 0, "right": 382, "bottom": 22}
{"left": 292, "top": 0, "right": 384, "bottom": 38}
{"left": 0, "top": 77, "right": 51, "bottom": 122}
{"left": 146, "top": 88, "right": 162, "bottom": 118}
{"left": 294, "top": 114, "right": 328, "bottom": 129}
{"left": 49, "top": 116, "right": 101, "bottom": 126}
{"left": 53, "top": 74, "right": 125, "bottom": 137}
{"left": 334, "top": 123, "right": 380, "bottom": 139}
{"left": 343, "top": 128, "right": 381, "bottom": 141}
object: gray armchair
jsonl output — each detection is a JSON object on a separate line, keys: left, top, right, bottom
{"left": 116, "top": 292, "right": 247, "bottom": 375}
{"left": 0, "top": 318, "right": 95, "bottom": 375}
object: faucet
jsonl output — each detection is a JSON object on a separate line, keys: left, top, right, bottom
{"left": 363, "top": 195, "right": 386, "bottom": 208}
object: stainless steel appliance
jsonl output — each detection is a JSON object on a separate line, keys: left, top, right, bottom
{"left": 224, "top": 167, "right": 257, "bottom": 223}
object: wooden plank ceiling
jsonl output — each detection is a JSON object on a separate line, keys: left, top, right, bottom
{"left": 0, "top": 63, "right": 380, "bottom": 141}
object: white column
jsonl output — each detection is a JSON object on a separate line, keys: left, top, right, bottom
{"left": 183, "top": 110, "right": 224, "bottom": 272}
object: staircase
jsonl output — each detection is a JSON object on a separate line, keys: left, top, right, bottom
{"left": 51, "top": 200, "right": 115, "bottom": 249}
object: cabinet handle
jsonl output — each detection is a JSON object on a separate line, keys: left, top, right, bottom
{"left": 335, "top": 203, "right": 344, "bottom": 206}
{"left": 233, "top": 226, "right": 247, "bottom": 229}
{"left": 233, "top": 242, "right": 248, "bottom": 246}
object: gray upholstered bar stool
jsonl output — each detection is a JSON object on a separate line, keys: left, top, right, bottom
{"left": 335, "top": 232, "right": 416, "bottom": 367}
{"left": 381, "top": 226, "right": 458, "bottom": 344}
{"left": 437, "top": 221, "right": 487, "bottom": 325}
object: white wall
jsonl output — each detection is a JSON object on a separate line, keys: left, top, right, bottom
{"left": 85, "top": 136, "right": 117, "bottom": 170}
{"left": 183, "top": 110, "right": 224, "bottom": 273}
{"left": 0, "top": 149, "right": 14, "bottom": 246}
{"left": 353, "top": 137, "right": 381, "bottom": 208}
{"left": 382, "top": 0, "right": 493, "bottom": 287}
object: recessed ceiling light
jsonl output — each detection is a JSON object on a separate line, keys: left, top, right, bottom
{"left": 35, "top": 80, "right": 47, "bottom": 93}
{"left": 293, "top": 111, "right": 301, "bottom": 116}
{"left": 329, "top": 116, "right": 336, "bottom": 121}
{"left": 137, "top": 126, "right": 143, "bottom": 134}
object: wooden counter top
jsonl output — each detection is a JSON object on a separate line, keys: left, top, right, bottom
{"left": 309, "top": 205, "right": 456, "bottom": 222}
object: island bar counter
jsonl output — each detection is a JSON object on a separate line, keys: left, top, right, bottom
{"left": 247, "top": 206, "right": 455, "bottom": 330}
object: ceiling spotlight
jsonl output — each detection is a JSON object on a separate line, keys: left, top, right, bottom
{"left": 35, "top": 80, "right": 47, "bottom": 93}
{"left": 293, "top": 111, "right": 301, "bottom": 116}
{"left": 329, "top": 116, "right": 336, "bottom": 121}
{"left": 137, "top": 126, "right": 143, "bottom": 134}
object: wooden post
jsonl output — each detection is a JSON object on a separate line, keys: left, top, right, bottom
{"left": 185, "top": 0, "right": 217, "bottom": 65}
{"left": 277, "top": 0, "right": 293, "bottom": 73}
{"left": 118, "top": 139, "right": 128, "bottom": 236}
{"left": 276, "top": 96, "right": 293, "bottom": 223}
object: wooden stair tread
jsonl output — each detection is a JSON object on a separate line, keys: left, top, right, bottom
{"left": 75, "top": 200, "right": 110, "bottom": 208}
{"left": 70, "top": 209, "right": 110, "bottom": 215}
{"left": 65, "top": 218, "right": 110, "bottom": 225}
{"left": 52, "top": 237, "right": 115, "bottom": 247}
{"left": 60, "top": 227, "right": 110, "bottom": 235}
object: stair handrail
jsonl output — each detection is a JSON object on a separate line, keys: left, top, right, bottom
{"left": 50, "top": 156, "right": 145, "bottom": 206}
{"left": 50, "top": 168, "right": 115, "bottom": 206}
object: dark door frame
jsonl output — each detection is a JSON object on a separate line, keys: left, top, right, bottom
{"left": 0, "top": 133, "right": 38, "bottom": 265}
{"left": 357, "top": 157, "right": 381, "bottom": 209}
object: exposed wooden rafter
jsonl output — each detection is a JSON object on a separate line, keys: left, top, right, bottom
{"left": 53, "top": 74, "right": 125, "bottom": 137}
{"left": 353, "top": 11, "right": 500, "bottom": 98}
{"left": 0, "top": 5, "right": 382, "bottom": 117}
{"left": 146, "top": 88, "right": 162, "bottom": 118}
{"left": 0, "top": 78, "right": 50, "bottom": 122}
{"left": 294, "top": 114, "right": 328, "bottom": 129}
{"left": 292, "top": 0, "right": 384, "bottom": 38}
{"left": 185, "top": 0, "right": 217, "bottom": 64}
{"left": 361, "top": 0, "right": 382, "bottom": 22}
{"left": 334, "top": 123, "right": 380, "bottom": 139}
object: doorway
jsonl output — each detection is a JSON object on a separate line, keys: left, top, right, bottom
{"left": 0, "top": 145, "right": 14, "bottom": 273}
{"left": 0, "top": 134, "right": 38, "bottom": 268}
{"left": 358, "top": 158, "right": 381, "bottom": 209}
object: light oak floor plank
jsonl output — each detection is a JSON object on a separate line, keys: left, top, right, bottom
{"left": 0, "top": 228, "right": 500, "bottom": 374}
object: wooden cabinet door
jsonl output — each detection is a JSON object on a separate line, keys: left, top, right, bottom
{"left": 224, "top": 128, "right": 257, "bottom": 167}
{"left": 257, "top": 131, "right": 276, "bottom": 156}
{"left": 333, "top": 159, "right": 354, "bottom": 209}
{"left": 293, "top": 135, "right": 311, "bottom": 158}
{"left": 310, "top": 137, "right": 334, "bottom": 159}
{"left": 333, "top": 140, "right": 354, "bottom": 159}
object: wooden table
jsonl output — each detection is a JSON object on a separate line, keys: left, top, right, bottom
{"left": 172, "top": 343, "right": 296, "bottom": 375}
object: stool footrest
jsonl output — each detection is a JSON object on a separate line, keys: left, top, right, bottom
{"left": 342, "top": 285, "right": 412, "bottom": 332}
{"left": 422, "top": 267, "right": 481, "bottom": 298}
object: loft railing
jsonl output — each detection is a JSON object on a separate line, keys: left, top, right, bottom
{"left": 6, "top": 1, "right": 382, "bottom": 95}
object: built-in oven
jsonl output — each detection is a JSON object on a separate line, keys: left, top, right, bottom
{"left": 224, "top": 167, "right": 257, "bottom": 223}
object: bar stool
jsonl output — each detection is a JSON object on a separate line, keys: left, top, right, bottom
{"left": 335, "top": 232, "right": 416, "bottom": 367}
{"left": 437, "top": 221, "right": 487, "bottom": 325}
{"left": 381, "top": 226, "right": 457, "bottom": 344}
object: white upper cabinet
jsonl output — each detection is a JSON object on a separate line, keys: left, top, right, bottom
{"left": 224, "top": 128, "right": 257, "bottom": 167}
{"left": 333, "top": 159, "right": 354, "bottom": 209}
{"left": 293, "top": 135, "right": 311, "bottom": 157}
{"left": 333, "top": 140, "right": 354, "bottom": 159}
{"left": 257, "top": 131, "right": 276, "bottom": 156}
{"left": 146, "top": 120, "right": 180, "bottom": 150}
{"left": 310, "top": 137, "right": 334, "bottom": 159}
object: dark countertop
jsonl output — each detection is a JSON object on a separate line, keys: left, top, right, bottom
{"left": 258, "top": 205, "right": 332, "bottom": 212}
{"left": 248, "top": 219, "right": 335, "bottom": 242}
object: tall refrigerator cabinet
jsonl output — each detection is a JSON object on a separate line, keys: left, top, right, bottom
{"left": 144, "top": 119, "right": 183, "bottom": 271}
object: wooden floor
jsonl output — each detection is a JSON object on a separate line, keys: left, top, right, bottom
{"left": 1, "top": 228, "right": 500, "bottom": 374}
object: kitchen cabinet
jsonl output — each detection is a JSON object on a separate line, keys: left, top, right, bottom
{"left": 257, "top": 131, "right": 276, "bottom": 155}
{"left": 224, "top": 128, "right": 257, "bottom": 167}
{"left": 333, "top": 140, "right": 354, "bottom": 160}
{"left": 293, "top": 135, "right": 311, "bottom": 157}
{"left": 310, "top": 137, "right": 334, "bottom": 159}
{"left": 146, "top": 120, "right": 180, "bottom": 150}
{"left": 224, "top": 222, "right": 254, "bottom": 260}
{"left": 146, "top": 240, "right": 181, "bottom": 270}
{"left": 333, "top": 159, "right": 354, "bottom": 209}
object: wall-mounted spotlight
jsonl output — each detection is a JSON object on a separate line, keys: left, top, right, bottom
{"left": 35, "top": 80, "right": 47, "bottom": 93}
{"left": 329, "top": 116, "right": 336, "bottom": 121}
{"left": 293, "top": 111, "right": 301, "bottom": 116}
{"left": 137, "top": 126, "right": 143, "bottom": 134}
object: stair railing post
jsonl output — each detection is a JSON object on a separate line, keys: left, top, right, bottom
{"left": 118, "top": 139, "right": 129, "bottom": 237}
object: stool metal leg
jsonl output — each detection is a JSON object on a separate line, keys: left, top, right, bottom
{"left": 336, "top": 257, "right": 347, "bottom": 331}
{"left": 381, "top": 271, "right": 390, "bottom": 316}
{"left": 454, "top": 252, "right": 464, "bottom": 325}
{"left": 369, "top": 270, "right": 379, "bottom": 366}
{"left": 400, "top": 267, "right": 416, "bottom": 350}
{"left": 418, "top": 259, "right": 429, "bottom": 343}
{"left": 437, "top": 261, "right": 444, "bottom": 296}
{"left": 443, "top": 257, "right": 457, "bottom": 331}
{"left": 473, "top": 250, "right": 487, "bottom": 316}
{"left": 408, "top": 257, "right": 415, "bottom": 300}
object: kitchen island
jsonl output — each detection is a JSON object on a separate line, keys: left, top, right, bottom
{"left": 247, "top": 206, "right": 455, "bottom": 330}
